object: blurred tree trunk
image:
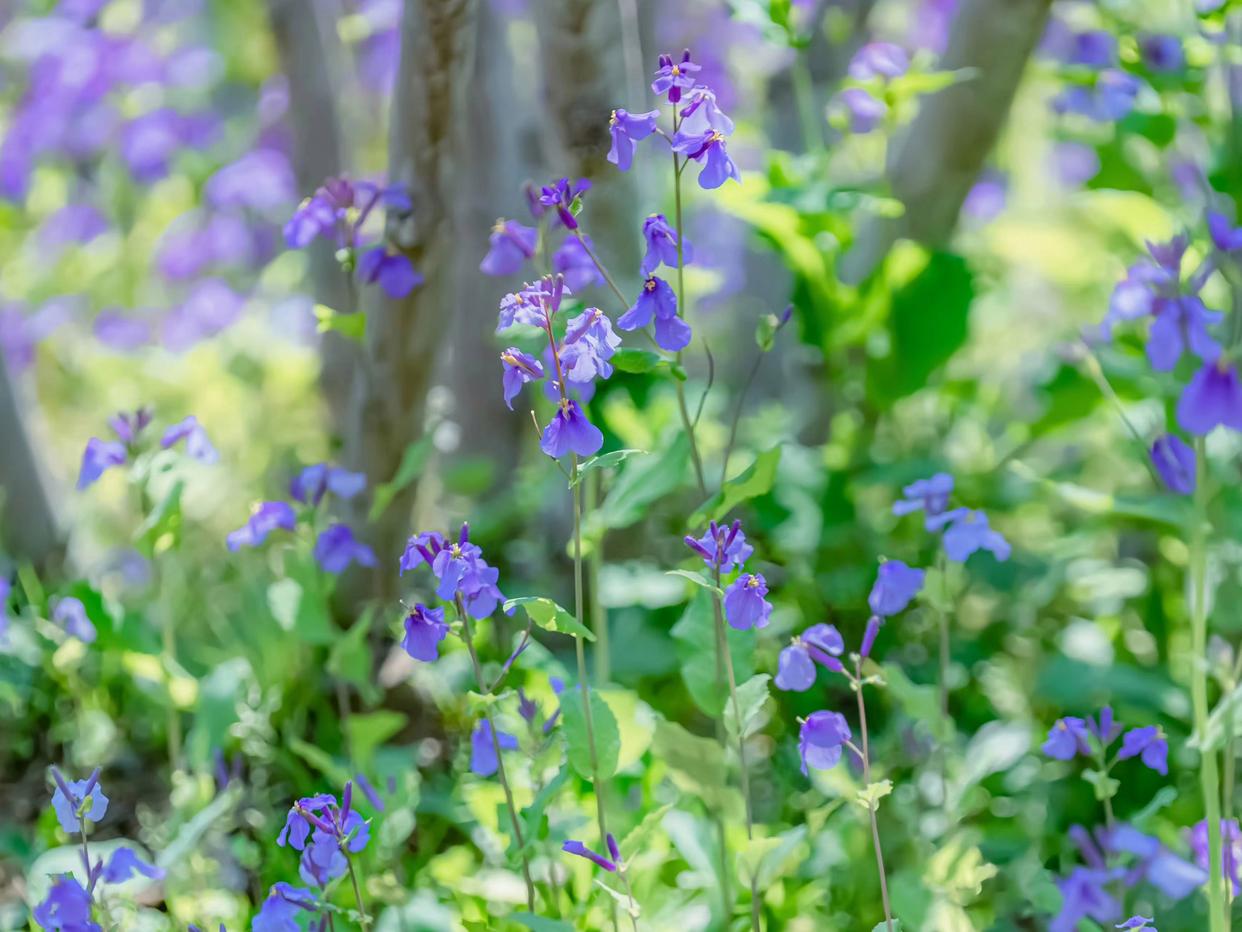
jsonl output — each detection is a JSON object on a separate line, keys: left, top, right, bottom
{"left": 445, "top": 7, "right": 528, "bottom": 472}
{"left": 266, "top": 0, "right": 357, "bottom": 441}
{"left": 0, "top": 357, "right": 61, "bottom": 570}
{"left": 343, "top": 0, "right": 478, "bottom": 594}
{"left": 535, "top": 0, "right": 641, "bottom": 285}
{"left": 840, "top": 0, "right": 1052, "bottom": 282}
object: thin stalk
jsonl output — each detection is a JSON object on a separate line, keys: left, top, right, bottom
{"left": 1225, "top": 648, "right": 1242, "bottom": 913}
{"left": 790, "top": 48, "right": 824, "bottom": 155}
{"left": 712, "top": 566, "right": 761, "bottom": 932}
{"left": 345, "top": 856, "right": 372, "bottom": 930}
{"left": 1191, "top": 437, "right": 1227, "bottom": 932}
{"left": 935, "top": 550, "right": 951, "bottom": 815}
{"left": 572, "top": 455, "right": 617, "bottom": 931}
{"left": 719, "top": 350, "right": 764, "bottom": 489}
{"left": 1077, "top": 342, "right": 1162, "bottom": 487}
{"left": 587, "top": 471, "right": 610, "bottom": 684}
{"left": 574, "top": 230, "right": 630, "bottom": 310}
{"left": 854, "top": 658, "right": 896, "bottom": 932}
{"left": 456, "top": 595, "right": 537, "bottom": 911}
{"left": 617, "top": 860, "right": 642, "bottom": 932}
{"left": 78, "top": 816, "right": 93, "bottom": 894}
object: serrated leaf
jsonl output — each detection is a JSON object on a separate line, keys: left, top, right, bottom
{"left": 571, "top": 449, "right": 647, "bottom": 486}
{"left": 503, "top": 596, "right": 595, "bottom": 641}
{"left": 369, "top": 435, "right": 434, "bottom": 521}
{"left": 726, "top": 674, "right": 771, "bottom": 741}
{"left": 689, "top": 446, "right": 782, "bottom": 527}
{"left": 315, "top": 303, "right": 366, "bottom": 341}
{"left": 855, "top": 780, "right": 893, "bottom": 811}
{"left": 560, "top": 687, "right": 620, "bottom": 780}
{"left": 666, "top": 568, "right": 723, "bottom": 595}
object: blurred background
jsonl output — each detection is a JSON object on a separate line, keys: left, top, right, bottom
{"left": 1, "top": 0, "right": 1239, "bottom": 928}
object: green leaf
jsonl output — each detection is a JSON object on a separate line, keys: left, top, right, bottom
{"left": 689, "top": 445, "right": 782, "bottom": 527}
{"left": 571, "top": 449, "right": 647, "bottom": 486}
{"left": 855, "top": 780, "right": 894, "bottom": 811}
{"left": 510, "top": 915, "right": 575, "bottom": 932}
{"left": 1195, "top": 681, "right": 1242, "bottom": 752}
{"left": 345, "top": 711, "right": 405, "bottom": 770}
{"left": 503, "top": 596, "right": 595, "bottom": 641}
{"left": 327, "top": 610, "right": 380, "bottom": 705}
{"left": 315, "top": 303, "right": 366, "bottom": 341}
{"left": 559, "top": 687, "right": 620, "bottom": 781}
{"left": 612, "top": 348, "right": 663, "bottom": 373}
{"left": 591, "top": 433, "right": 690, "bottom": 534}
{"left": 1082, "top": 769, "right": 1120, "bottom": 802}
{"left": 867, "top": 248, "right": 974, "bottom": 407}
{"left": 288, "top": 737, "right": 352, "bottom": 785}
{"left": 670, "top": 591, "right": 756, "bottom": 717}
{"left": 736, "top": 835, "right": 783, "bottom": 885}
{"left": 871, "top": 919, "right": 903, "bottom": 932}
{"left": 651, "top": 718, "right": 739, "bottom": 811}
{"left": 185, "top": 657, "right": 252, "bottom": 769}
{"left": 726, "top": 674, "right": 771, "bottom": 741}
{"left": 135, "top": 479, "right": 184, "bottom": 554}
{"left": 753, "top": 825, "right": 808, "bottom": 888}
{"left": 369, "top": 435, "right": 434, "bottom": 521}
{"left": 665, "top": 568, "right": 723, "bottom": 596}
{"left": 619, "top": 802, "right": 674, "bottom": 860}
{"left": 510, "top": 766, "right": 571, "bottom": 861}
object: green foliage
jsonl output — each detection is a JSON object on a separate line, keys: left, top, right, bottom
{"left": 559, "top": 687, "right": 621, "bottom": 782}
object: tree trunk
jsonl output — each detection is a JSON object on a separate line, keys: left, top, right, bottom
{"left": 266, "top": 0, "right": 357, "bottom": 440}
{"left": 343, "top": 0, "right": 479, "bottom": 592}
{"left": 840, "top": 0, "right": 1052, "bottom": 282}
{"left": 0, "top": 355, "right": 62, "bottom": 570}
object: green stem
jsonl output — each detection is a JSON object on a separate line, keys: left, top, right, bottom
{"left": 587, "top": 471, "right": 610, "bottom": 684}
{"left": 1191, "top": 437, "right": 1227, "bottom": 932}
{"left": 935, "top": 550, "right": 951, "bottom": 816}
{"left": 78, "top": 816, "right": 93, "bottom": 895}
{"left": 790, "top": 48, "right": 824, "bottom": 155}
{"left": 617, "top": 860, "right": 642, "bottom": 932}
{"left": 457, "top": 596, "right": 537, "bottom": 912}
{"left": 854, "top": 659, "right": 895, "bottom": 932}
{"left": 345, "top": 855, "right": 372, "bottom": 930}
{"left": 712, "top": 567, "right": 760, "bottom": 931}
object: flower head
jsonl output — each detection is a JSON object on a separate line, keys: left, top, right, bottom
{"left": 290, "top": 464, "right": 367, "bottom": 506}
{"left": 50, "top": 767, "right": 108, "bottom": 834}
{"left": 892, "top": 472, "right": 956, "bottom": 530}
{"left": 640, "top": 214, "right": 692, "bottom": 277}
{"left": 942, "top": 510, "right": 1011, "bottom": 563}
{"left": 313, "top": 524, "right": 378, "bottom": 574}
{"left": 723, "top": 573, "right": 772, "bottom": 630}
{"left": 400, "top": 525, "right": 507, "bottom": 618}
{"left": 226, "top": 501, "right": 297, "bottom": 551}
{"left": 563, "top": 837, "right": 619, "bottom": 872}
{"left": 867, "top": 560, "right": 925, "bottom": 616}
{"left": 471, "top": 719, "right": 519, "bottom": 777}
{"left": 1116, "top": 725, "right": 1169, "bottom": 775}
{"left": 500, "top": 348, "right": 545, "bottom": 410}
{"left": 52, "top": 597, "right": 97, "bottom": 644}
{"left": 357, "top": 246, "right": 422, "bottom": 298}
{"left": 679, "top": 87, "right": 734, "bottom": 136}
{"left": 1042, "top": 716, "right": 1091, "bottom": 760}
{"left": 1150, "top": 434, "right": 1195, "bottom": 495}
{"left": 539, "top": 177, "right": 591, "bottom": 230}
{"left": 480, "top": 219, "right": 538, "bottom": 277}
{"left": 608, "top": 109, "right": 660, "bottom": 172}
{"left": 1177, "top": 359, "right": 1242, "bottom": 435}
{"left": 77, "top": 437, "right": 127, "bottom": 490}
{"left": 253, "top": 882, "right": 321, "bottom": 932}
{"left": 849, "top": 42, "right": 910, "bottom": 80}
{"left": 798, "top": 710, "right": 852, "bottom": 775}
{"left": 107, "top": 407, "right": 153, "bottom": 446}
{"left": 401, "top": 603, "right": 448, "bottom": 662}
{"left": 652, "top": 50, "right": 701, "bottom": 103}
{"left": 775, "top": 623, "right": 845, "bottom": 691}
{"left": 541, "top": 398, "right": 604, "bottom": 458}
{"left": 33, "top": 875, "right": 100, "bottom": 932}
{"left": 683, "top": 519, "right": 753, "bottom": 573}
{"left": 1208, "top": 211, "right": 1242, "bottom": 253}
{"left": 671, "top": 130, "right": 740, "bottom": 189}
{"left": 498, "top": 277, "right": 562, "bottom": 331}
{"left": 160, "top": 415, "right": 218, "bottom": 463}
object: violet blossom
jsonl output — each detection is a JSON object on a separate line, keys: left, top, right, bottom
{"left": 867, "top": 560, "right": 925, "bottom": 616}
{"left": 539, "top": 177, "right": 591, "bottom": 230}
{"left": 671, "top": 129, "right": 740, "bottom": 189}
{"left": 640, "top": 214, "right": 691, "bottom": 276}
{"left": 723, "top": 573, "right": 772, "bottom": 630}
{"left": 652, "top": 50, "right": 701, "bottom": 104}
{"left": 775, "top": 623, "right": 846, "bottom": 691}
{"left": 290, "top": 464, "right": 367, "bottom": 506}
{"left": 683, "top": 519, "right": 753, "bottom": 573}
{"left": 500, "top": 348, "right": 545, "bottom": 409}
{"left": 357, "top": 246, "right": 422, "bottom": 298}
{"left": 33, "top": 876, "right": 99, "bottom": 932}
{"left": 1177, "top": 359, "right": 1242, "bottom": 435}
{"left": 563, "top": 837, "right": 619, "bottom": 872}
{"left": 891, "top": 472, "right": 956, "bottom": 530}
{"left": 226, "top": 501, "right": 297, "bottom": 551}
{"left": 313, "top": 524, "right": 378, "bottom": 574}
{"left": 1150, "top": 434, "right": 1195, "bottom": 495}
{"left": 480, "top": 219, "right": 538, "bottom": 276}
{"left": 401, "top": 603, "right": 448, "bottom": 662}
{"left": 399, "top": 525, "right": 507, "bottom": 619}
{"left": 77, "top": 437, "right": 127, "bottom": 489}
{"left": 50, "top": 766, "right": 108, "bottom": 834}
{"left": 471, "top": 719, "right": 519, "bottom": 777}
{"left": 942, "top": 510, "right": 1011, "bottom": 563}
{"left": 541, "top": 398, "right": 604, "bottom": 458}
{"left": 160, "top": 415, "right": 218, "bottom": 463}
{"left": 608, "top": 108, "right": 660, "bottom": 172}
{"left": 798, "top": 710, "right": 852, "bottom": 775}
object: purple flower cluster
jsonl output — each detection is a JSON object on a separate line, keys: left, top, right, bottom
{"left": 78, "top": 408, "right": 216, "bottom": 490}
{"left": 685, "top": 519, "right": 772, "bottom": 630}
{"left": 285, "top": 175, "right": 421, "bottom": 298}
{"left": 892, "top": 472, "right": 1011, "bottom": 563}
{"left": 1041, "top": 706, "right": 1169, "bottom": 776}
{"left": 276, "top": 783, "right": 370, "bottom": 888}
{"left": 399, "top": 524, "right": 506, "bottom": 620}
{"left": 835, "top": 42, "right": 911, "bottom": 134}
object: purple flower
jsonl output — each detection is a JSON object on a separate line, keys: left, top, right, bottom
{"left": 723, "top": 573, "right": 772, "bottom": 630}
{"left": 206, "top": 149, "right": 296, "bottom": 211}
{"left": 798, "top": 710, "right": 852, "bottom": 775}
{"left": 942, "top": 510, "right": 1011, "bottom": 563}
{"left": 290, "top": 464, "right": 366, "bottom": 506}
{"left": 254, "top": 882, "right": 320, "bottom": 932}
{"left": 470, "top": 719, "right": 519, "bottom": 777}
{"left": 77, "top": 437, "right": 127, "bottom": 490}
{"left": 160, "top": 415, "right": 218, "bottom": 464}
{"left": 1116, "top": 918, "right": 1156, "bottom": 931}
{"left": 839, "top": 87, "right": 887, "bottom": 133}
{"left": 868, "top": 560, "right": 925, "bottom": 616}
{"left": 101, "top": 847, "right": 164, "bottom": 884}
{"left": 1139, "top": 34, "right": 1183, "bottom": 72}
{"left": 679, "top": 87, "right": 734, "bottom": 137}
{"left": 108, "top": 408, "right": 153, "bottom": 447}
{"left": 652, "top": 50, "right": 701, "bottom": 104}
{"left": 401, "top": 525, "right": 507, "bottom": 618}
{"left": 1110, "top": 824, "right": 1208, "bottom": 899}
{"left": 0, "top": 577, "right": 10, "bottom": 642}
{"left": 552, "top": 235, "right": 604, "bottom": 292}
{"left": 226, "top": 501, "right": 297, "bottom": 551}
{"left": 560, "top": 307, "right": 621, "bottom": 383}
{"left": 1177, "top": 360, "right": 1242, "bottom": 435}
{"left": 563, "top": 838, "right": 618, "bottom": 872}
{"left": 498, "top": 277, "right": 561, "bottom": 331}
{"left": 640, "top": 214, "right": 692, "bottom": 277}
{"left": 672, "top": 130, "right": 740, "bottom": 190}
{"left": 607, "top": 108, "right": 660, "bottom": 172}
{"left": 541, "top": 398, "right": 604, "bottom": 458}
{"left": 1042, "top": 716, "right": 1090, "bottom": 760}
{"left": 683, "top": 519, "right": 753, "bottom": 573}
{"left": 849, "top": 42, "right": 910, "bottom": 80}
{"left": 1147, "top": 295, "right": 1222, "bottom": 372}
{"left": 891, "top": 472, "right": 955, "bottom": 530}
{"left": 1052, "top": 866, "right": 1122, "bottom": 932}
{"left": 299, "top": 830, "right": 348, "bottom": 887}
{"left": 50, "top": 767, "right": 108, "bottom": 834}
{"left": 401, "top": 603, "right": 448, "bottom": 662}
{"left": 859, "top": 615, "right": 884, "bottom": 659}
{"left": 313, "top": 524, "right": 378, "bottom": 574}
{"left": 1116, "top": 725, "right": 1168, "bottom": 775}
{"left": 480, "top": 219, "right": 538, "bottom": 276}
{"left": 284, "top": 192, "right": 340, "bottom": 249}
{"left": 358, "top": 246, "right": 422, "bottom": 298}
{"left": 500, "top": 348, "right": 544, "bottom": 410}
{"left": 1150, "top": 434, "right": 1195, "bottom": 495}
{"left": 41, "top": 203, "right": 108, "bottom": 250}
{"left": 775, "top": 623, "right": 845, "bottom": 691}
{"left": 33, "top": 875, "right": 99, "bottom": 932}
{"left": 618, "top": 277, "right": 695, "bottom": 352}
{"left": 52, "top": 597, "right": 96, "bottom": 644}
{"left": 1190, "top": 819, "right": 1242, "bottom": 894}
{"left": 1208, "top": 211, "right": 1242, "bottom": 253}
{"left": 162, "top": 278, "right": 244, "bottom": 352}
{"left": 539, "top": 177, "right": 591, "bottom": 230}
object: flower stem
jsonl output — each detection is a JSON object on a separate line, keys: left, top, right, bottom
{"left": 617, "top": 859, "right": 642, "bottom": 932}
{"left": 345, "top": 855, "right": 372, "bottom": 930}
{"left": 854, "top": 658, "right": 895, "bottom": 932}
{"left": 935, "top": 550, "right": 951, "bottom": 816}
{"left": 456, "top": 595, "right": 537, "bottom": 912}
{"left": 713, "top": 567, "right": 761, "bottom": 931}
{"left": 78, "top": 816, "right": 94, "bottom": 896}
{"left": 587, "top": 470, "right": 610, "bottom": 684}
{"left": 572, "top": 455, "right": 617, "bottom": 930}
{"left": 1191, "top": 437, "right": 1227, "bottom": 932}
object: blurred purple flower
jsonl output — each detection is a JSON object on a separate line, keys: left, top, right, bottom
{"left": 1147, "top": 295, "right": 1222, "bottom": 372}
{"left": 798, "top": 710, "right": 851, "bottom": 775}
{"left": 480, "top": 220, "right": 538, "bottom": 276}
{"left": 1208, "top": 211, "right": 1242, "bottom": 253}
{"left": 723, "top": 573, "right": 772, "bottom": 630}
{"left": 254, "top": 882, "right": 320, "bottom": 932}
{"left": 1042, "top": 23, "right": 1117, "bottom": 68}
{"left": 1150, "top": 434, "right": 1195, "bottom": 495}
{"left": 160, "top": 415, "right": 218, "bottom": 464}
{"left": 839, "top": 87, "right": 886, "bottom": 133}
{"left": 1042, "top": 716, "right": 1090, "bottom": 760}
{"left": 962, "top": 171, "right": 1007, "bottom": 223}
{"left": 563, "top": 839, "right": 618, "bottom": 872}
{"left": 641, "top": 214, "right": 692, "bottom": 276}
{"left": 943, "top": 510, "right": 1011, "bottom": 563}
{"left": 500, "top": 347, "right": 544, "bottom": 409}
{"left": 471, "top": 719, "right": 519, "bottom": 777}
{"left": 552, "top": 235, "right": 604, "bottom": 292}
{"left": 101, "top": 847, "right": 164, "bottom": 884}
{"left": 539, "top": 177, "right": 591, "bottom": 230}
{"left": 1139, "top": 34, "right": 1184, "bottom": 73}
{"left": 205, "top": 149, "right": 296, "bottom": 211}
{"left": 607, "top": 108, "right": 660, "bottom": 172}
{"left": 680, "top": 87, "right": 734, "bottom": 137}
{"left": 1116, "top": 918, "right": 1156, "bottom": 931}
{"left": 120, "top": 109, "right": 200, "bottom": 182}
{"left": 40, "top": 203, "right": 107, "bottom": 250}
{"left": 1116, "top": 725, "right": 1168, "bottom": 775}
{"left": 226, "top": 501, "right": 297, "bottom": 551}
{"left": 401, "top": 603, "right": 448, "bottom": 662}
{"left": 868, "top": 560, "right": 925, "bottom": 616}
{"left": 299, "top": 830, "right": 347, "bottom": 887}
{"left": 683, "top": 519, "right": 753, "bottom": 573}
{"left": 358, "top": 247, "right": 422, "bottom": 298}
{"left": 93, "top": 311, "right": 152, "bottom": 351}
{"left": 776, "top": 623, "right": 845, "bottom": 691}
{"left": 162, "top": 278, "right": 244, "bottom": 352}
{"left": 290, "top": 464, "right": 366, "bottom": 506}
{"left": 108, "top": 408, "right": 152, "bottom": 446}
{"left": 33, "top": 875, "right": 99, "bottom": 932}
{"left": 313, "top": 524, "right": 378, "bottom": 574}
{"left": 1190, "top": 819, "right": 1242, "bottom": 894}
{"left": 77, "top": 437, "right": 127, "bottom": 489}
{"left": 1052, "top": 141, "right": 1101, "bottom": 187}
{"left": 1052, "top": 866, "right": 1123, "bottom": 932}
{"left": 652, "top": 50, "right": 701, "bottom": 104}
{"left": 892, "top": 472, "right": 955, "bottom": 530}
{"left": 849, "top": 42, "right": 909, "bottom": 80}
{"left": 1177, "top": 360, "right": 1242, "bottom": 435}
